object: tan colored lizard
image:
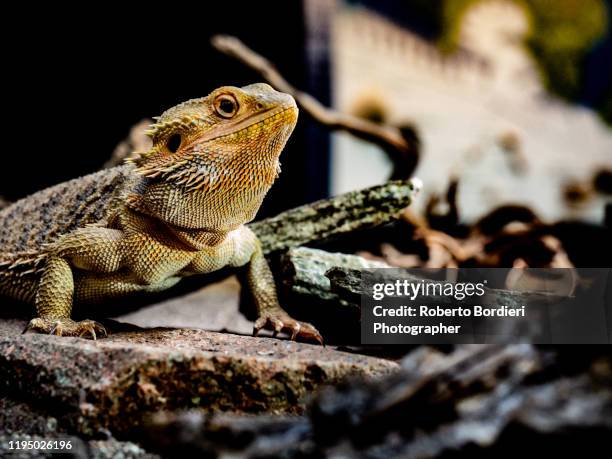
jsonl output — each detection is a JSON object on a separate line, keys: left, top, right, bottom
{"left": 0, "top": 83, "right": 322, "bottom": 343}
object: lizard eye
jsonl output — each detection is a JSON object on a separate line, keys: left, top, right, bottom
{"left": 167, "top": 134, "right": 182, "bottom": 153}
{"left": 214, "top": 94, "right": 239, "bottom": 118}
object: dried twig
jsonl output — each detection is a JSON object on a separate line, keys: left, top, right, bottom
{"left": 211, "top": 35, "right": 412, "bottom": 156}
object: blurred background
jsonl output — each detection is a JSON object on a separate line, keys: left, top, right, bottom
{"left": 330, "top": 0, "right": 612, "bottom": 224}
{"left": 4, "top": 0, "right": 611, "bottom": 264}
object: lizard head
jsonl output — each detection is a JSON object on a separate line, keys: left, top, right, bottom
{"left": 132, "top": 83, "right": 298, "bottom": 187}
{"left": 128, "top": 83, "right": 299, "bottom": 230}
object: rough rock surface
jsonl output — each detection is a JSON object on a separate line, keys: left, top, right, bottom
{"left": 0, "top": 318, "right": 398, "bottom": 438}
{"left": 140, "top": 345, "right": 612, "bottom": 458}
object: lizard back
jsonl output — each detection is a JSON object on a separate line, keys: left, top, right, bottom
{"left": 0, "top": 165, "right": 135, "bottom": 268}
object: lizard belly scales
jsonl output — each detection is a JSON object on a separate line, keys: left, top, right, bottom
{"left": 0, "top": 83, "right": 322, "bottom": 343}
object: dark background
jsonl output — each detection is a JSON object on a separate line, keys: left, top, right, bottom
{"left": 2, "top": 2, "right": 331, "bottom": 218}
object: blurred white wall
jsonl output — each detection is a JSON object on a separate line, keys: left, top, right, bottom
{"left": 330, "top": 1, "right": 612, "bottom": 223}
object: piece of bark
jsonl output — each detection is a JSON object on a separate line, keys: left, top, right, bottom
{"left": 284, "top": 262, "right": 578, "bottom": 345}
{"left": 281, "top": 247, "right": 388, "bottom": 308}
{"left": 250, "top": 179, "right": 421, "bottom": 255}
{"left": 280, "top": 247, "right": 557, "bottom": 317}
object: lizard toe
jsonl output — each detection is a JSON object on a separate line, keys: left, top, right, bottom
{"left": 253, "top": 317, "right": 268, "bottom": 336}
{"left": 23, "top": 317, "right": 67, "bottom": 335}
{"left": 253, "top": 312, "right": 324, "bottom": 344}
{"left": 288, "top": 321, "right": 323, "bottom": 345}
{"left": 22, "top": 318, "right": 107, "bottom": 339}
{"left": 75, "top": 320, "right": 107, "bottom": 340}
{"left": 50, "top": 320, "right": 65, "bottom": 336}
{"left": 23, "top": 318, "right": 50, "bottom": 335}
{"left": 271, "top": 318, "right": 284, "bottom": 337}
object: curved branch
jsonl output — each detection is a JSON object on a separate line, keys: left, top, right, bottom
{"left": 211, "top": 35, "right": 412, "bottom": 155}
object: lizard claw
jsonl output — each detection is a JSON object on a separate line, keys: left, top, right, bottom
{"left": 23, "top": 318, "right": 107, "bottom": 340}
{"left": 77, "top": 319, "right": 108, "bottom": 340}
{"left": 290, "top": 322, "right": 301, "bottom": 341}
{"left": 253, "top": 312, "right": 323, "bottom": 345}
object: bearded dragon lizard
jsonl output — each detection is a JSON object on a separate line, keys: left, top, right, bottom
{"left": 0, "top": 83, "right": 322, "bottom": 343}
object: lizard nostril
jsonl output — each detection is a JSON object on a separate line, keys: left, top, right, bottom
{"left": 256, "top": 102, "right": 264, "bottom": 110}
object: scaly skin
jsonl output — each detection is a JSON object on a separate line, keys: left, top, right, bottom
{"left": 0, "top": 83, "right": 322, "bottom": 343}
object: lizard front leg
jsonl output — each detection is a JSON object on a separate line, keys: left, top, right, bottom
{"left": 23, "top": 226, "right": 123, "bottom": 339}
{"left": 24, "top": 256, "right": 107, "bottom": 339}
{"left": 234, "top": 230, "right": 322, "bottom": 344}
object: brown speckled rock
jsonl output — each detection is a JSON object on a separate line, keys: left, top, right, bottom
{"left": 0, "top": 318, "right": 397, "bottom": 437}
